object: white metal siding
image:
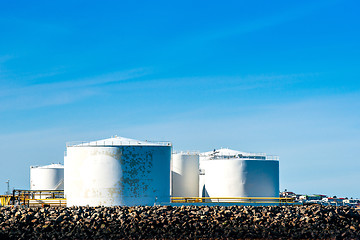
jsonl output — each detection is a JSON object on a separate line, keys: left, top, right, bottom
{"left": 171, "top": 153, "right": 199, "bottom": 197}
{"left": 65, "top": 145, "right": 171, "bottom": 207}
{"left": 30, "top": 165, "right": 64, "bottom": 191}
{"left": 200, "top": 159, "right": 279, "bottom": 200}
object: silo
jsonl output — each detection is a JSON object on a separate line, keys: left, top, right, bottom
{"left": 64, "top": 136, "right": 172, "bottom": 207}
{"left": 199, "top": 148, "right": 279, "bottom": 200}
{"left": 30, "top": 164, "right": 64, "bottom": 190}
{"left": 171, "top": 152, "right": 199, "bottom": 197}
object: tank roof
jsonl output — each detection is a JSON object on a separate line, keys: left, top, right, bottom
{"left": 200, "top": 148, "right": 278, "bottom": 160}
{"left": 201, "top": 148, "right": 265, "bottom": 157}
{"left": 30, "top": 163, "right": 64, "bottom": 169}
{"left": 67, "top": 136, "right": 172, "bottom": 147}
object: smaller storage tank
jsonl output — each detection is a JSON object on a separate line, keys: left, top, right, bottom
{"left": 30, "top": 164, "right": 64, "bottom": 190}
{"left": 199, "top": 148, "right": 279, "bottom": 200}
{"left": 171, "top": 152, "right": 199, "bottom": 197}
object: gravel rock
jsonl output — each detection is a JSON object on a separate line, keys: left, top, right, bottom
{"left": 0, "top": 205, "right": 359, "bottom": 239}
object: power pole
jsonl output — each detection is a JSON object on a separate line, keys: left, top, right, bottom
{"left": 5, "top": 179, "right": 10, "bottom": 195}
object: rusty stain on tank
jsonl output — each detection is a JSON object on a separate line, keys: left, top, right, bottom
{"left": 118, "top": 146, "right": 154, "bottom": 198}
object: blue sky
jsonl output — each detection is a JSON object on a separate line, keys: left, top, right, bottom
{"left": 0, "top": 0, "right": 359, "bottom": 198}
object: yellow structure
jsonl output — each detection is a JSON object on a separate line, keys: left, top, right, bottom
{"left": 171, "top": 197, "right": 295, "bottom": 204}
{"left": 0, "top": 195, "right": 12, "bottom": 206}
{"left": 1, "top": 190, "right": 66, "bottom": 207}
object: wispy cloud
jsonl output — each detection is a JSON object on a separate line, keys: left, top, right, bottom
{"left": 125, "top": 72, "right": 320, "bottom": 93}
{"left": 0, "top": 54, "right": 15, "bottom": 74}
{"left": 165, "top": 1, "right": 339, "bottom": 52}
{"left": 2, "top": 70, "right": 306, "bottom": 111}
{"left": 199, "top": 2, "right": 321, "bottom": 41}
{"left": 0, "top": 55, "right": 14, "bottom": 63}
{"left": 0, "top": 55, "right": 16, "bottom": 88}
{"left": 202, "top": 73, "right": 320, "bottom": 93}
{"left": 0, "top": 16, "right": 71, "bottom": 36}
{"left": 0, "top": 68, "right": 151, "bottom": 111}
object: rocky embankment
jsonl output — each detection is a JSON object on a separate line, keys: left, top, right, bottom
{"left": 0, "top": 205, "right": 359, "bottom": 239}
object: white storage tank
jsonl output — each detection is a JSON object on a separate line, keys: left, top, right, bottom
{"left": 199, "top": 148, "right": 279, "bottom": 200}
{"left": 171, "top": 152, "right": 199, "bottom": 197}
{"left": 64, "top": 136, "right": 172, "bottom": 207}
{"left": 30, "top": 164, "right": 64, "bottom": 190}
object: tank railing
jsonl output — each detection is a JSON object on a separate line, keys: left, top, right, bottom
{"left": 200, "top": 153, "right": 267, "bottom": 158}
{"left": 172, "top": 151, "right": 201, "bottom": 154}
{"left": 171, "top": 197, "right": 295, "bottom": 204}
{"left": 66, "top": 140, "right": 172, "bottom": 147}
{"left": 13, "top": 189, "right": 65, "bottom": 200}
{"left": 8, "top": 190, "right": 66, "bottom": 207}
{"left": 204, "top": 155, "right": 279, "bottom": 161}
{"left": 213, "top": 155, "right": 266, "bottom": 160}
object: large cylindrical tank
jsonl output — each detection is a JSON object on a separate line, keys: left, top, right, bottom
{"left": 200, "top": 159, "right": 279, "bottom": 199}
{"left": 171, "top": 152, "right": 199, "bottom": 197}
{"left": 30, "top": 164, "right": 64, "bottom": 190}
{"left": 64, "top": 137, "right": 172, "bottom": 207}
